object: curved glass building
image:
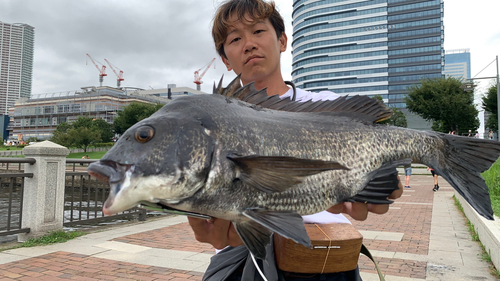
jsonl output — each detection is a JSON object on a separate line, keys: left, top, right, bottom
{"left": 291, "top": 0, "right": 444, "bottom": 112}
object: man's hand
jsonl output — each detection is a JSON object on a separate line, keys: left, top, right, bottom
{"left": 327, "top": 176, "right": 404, "bottom": 221}
{"left": 187, "top": 217, "right": 243, "bottom": 250}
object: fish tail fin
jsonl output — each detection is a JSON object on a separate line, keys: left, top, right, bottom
{"left": 433, "top": 134, "right": 500, "bottom": 220}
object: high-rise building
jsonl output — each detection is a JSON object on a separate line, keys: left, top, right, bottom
{"left": 291, "top": 0, "right": 444, "bottom": 129}
{"left": 444, "top": 49, "right": 470, "bottom": 80}
{"left": 0, "top": 21, "right": 35, "bottom": 115}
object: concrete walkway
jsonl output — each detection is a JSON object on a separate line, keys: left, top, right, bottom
{"left": 0, "top": 175, "right": 497, "bottom": 280}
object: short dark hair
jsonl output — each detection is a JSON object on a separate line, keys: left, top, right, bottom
{"left": 212, "top": 0, "right": 285, "bottom": 58}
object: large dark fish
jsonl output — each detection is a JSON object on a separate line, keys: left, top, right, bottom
{"left": 88, "top": 75, "right": 500, "bottom": 259}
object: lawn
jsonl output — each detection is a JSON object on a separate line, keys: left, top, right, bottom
{"left": 482, "top": 159, "right": 500, "bottom": 216}
{"left": 0, "top": 146, "right": 23, "bottom": 151}
{"left": 67, "top": 151, "right": 107, "bottom": 159}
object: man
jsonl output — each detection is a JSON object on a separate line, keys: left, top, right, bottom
{"left": 188, "top": 1, "right": 403, "bottom": 279}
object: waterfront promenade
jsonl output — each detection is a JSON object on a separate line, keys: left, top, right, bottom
{"left": 0, "top": 174, "right": 497, "bottom": 280}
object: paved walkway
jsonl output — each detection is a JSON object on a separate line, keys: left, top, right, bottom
{"left": 0, "top": 175, "right": 497, "bottom": 280}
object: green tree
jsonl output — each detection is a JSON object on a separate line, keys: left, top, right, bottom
{"left": 91, "top": 118, "right": 113, "bottom": 142}
{"left": 72, "top": 116, "right": 93, "bottom": 129}
{"left": 50, "top": 117, "right": 112, "bottom": 149}
{"left": 373, "top": 95, "right": 407, "bottom": 127}
{"left": 54, "top": 122, "right": 72, "bottom": 133}
{"left": 67, "top": 127, "right": 101, "bottom": 152}
{"left": 405, "top": 76, "right": 479, "bottom": 134}
{"left": 482, "top": 84, "right": 498, "bottom": 131}
{"left": 51, "top": 122, "right": 74, "bottom": 147}
{"left": 113, "top": 102, "right": 164, "bottom": 135}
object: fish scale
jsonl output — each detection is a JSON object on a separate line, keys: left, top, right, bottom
{"left": 88, "top": 75, "right": 500, "bottom": 259}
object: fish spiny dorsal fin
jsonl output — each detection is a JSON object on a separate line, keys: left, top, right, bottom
{"left": 213, "top": 75, "right": 225, "bottom": 95}
{"left": 212, "top": 75, "right": 392, "bottom": 124}
{"left": 220, "top": 74, "right": 242, "bottom": 97}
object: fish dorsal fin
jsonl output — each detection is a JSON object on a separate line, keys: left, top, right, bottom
{"left": 213, "top": 75, "right": 393, "bottom": 123}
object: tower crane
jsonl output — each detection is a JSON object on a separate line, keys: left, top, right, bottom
{"left": 104, "top": 59, "right": 124, "bottom": 88}
{"left": 194, "top": 58, "right": 216, "bottom": 91}
{"left": 86, "top": 53, "right": 107, "bottom": 87}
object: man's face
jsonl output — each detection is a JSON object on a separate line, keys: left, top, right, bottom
{"left": 221, "top": 14, "right": 287, "bottom": 85}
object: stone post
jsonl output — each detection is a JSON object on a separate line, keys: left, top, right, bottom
{"left": 18, "top": 141, "right": 69, "bottom": 242}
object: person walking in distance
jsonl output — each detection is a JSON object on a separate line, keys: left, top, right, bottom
{"left": 427, "top": 167, "right": 439, "bottom": 191}
{"left": 404, "top": 161, "right": 412, "bottom": 188}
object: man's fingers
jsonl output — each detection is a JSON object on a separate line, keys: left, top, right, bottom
{"left": 389, "top": 176, "right": 404, "bottom": 199}
{"left": 367, "top": 203, "right": 390, "bottom": 214}
{"left": 344, "top": 202, "right": 368, "bottom": 221}
{"left": 326, "top": 203, "right": 345, "bottom": 214}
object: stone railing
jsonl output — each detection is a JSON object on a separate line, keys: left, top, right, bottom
{"left": 18, "top": 141, "right": 69, "bottom": 241}
{"left": 0, "top": 146, "right": 112, "bottom": 157}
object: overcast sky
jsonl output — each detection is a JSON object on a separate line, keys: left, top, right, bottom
{"left": 1, "top": 0, "right": 499, "bottom": 101}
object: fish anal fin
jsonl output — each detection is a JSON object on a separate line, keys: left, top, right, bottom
{"left": 234, "top": 220, "right": 272, "bottom": 260}
{"left": 227, "top": 154, "right": 348, "bottom": 193}
{"left": 243, "top": 209, "right": 312, "bottom": 253}
{"left": 348, "top": 159, "right": 410, "bottom": 204}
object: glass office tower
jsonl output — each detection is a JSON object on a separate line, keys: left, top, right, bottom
{"left": 291, "top": 0, "right": 444, "bottom": 116}
{"left": 444, "top": 49, "right": 470, "bottom": 80}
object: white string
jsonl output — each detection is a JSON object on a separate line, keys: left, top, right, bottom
{"left": 250, "top": 252, "right": 269, "bottom": 281}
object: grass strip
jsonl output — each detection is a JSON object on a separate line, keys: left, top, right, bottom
{"left": 482, "top": 159, "right": 500, "bottom": 216}
{"left": 0, "top": 230, "right": 85, "bottom": 252}
{"left": 453, "top": 196, "right": 500, "bottom": 279}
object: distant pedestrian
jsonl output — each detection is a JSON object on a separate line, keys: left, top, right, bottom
{"left": 404, "top": 161, "right": 412, "bottom": 188}
{"left": 489, "top": 130, "right": 493, "bottom": 140}
{"left": 427, "top": 167, "right": 439, "bottom": 191}
{"left": 468, "top": 130, "right": 473, "bottom": 137}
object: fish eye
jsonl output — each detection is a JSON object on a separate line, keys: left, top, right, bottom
{"left": 135, "top": 126, "right": 155, "bottom": 143}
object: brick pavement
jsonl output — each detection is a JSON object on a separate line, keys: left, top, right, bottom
{"left": 112, "top": 223, "right": 214, "bottom": 254}
{"left": 0, "top": 174, "right": 495, "bottom": 280}
{"left": 0, "top": 251, "right": 203, "bottom": 281}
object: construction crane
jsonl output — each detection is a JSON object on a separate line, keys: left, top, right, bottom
{"left": 86, "top": 53, "right": 107, "bottom": 87}
{"left": 104, "top": 59, "right": 124, "bottom": 88}
{"left": 194, "top": 58, "right": 216, "bottom": 91}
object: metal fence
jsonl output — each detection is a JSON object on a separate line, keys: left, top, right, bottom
{"left": 0, "top": 158, "right": 35, "bottom": 236}
{"left": 64, "top": 159, "right": 146, "bottom": 227}
{"left": 0, "top": 157, "right": 147, "bottom": 238}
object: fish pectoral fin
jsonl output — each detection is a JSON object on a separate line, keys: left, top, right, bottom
{"left": 243, "top": 209, "right": 312, "bottom": 251}
{"left": 227, "top": 154, "right": 348, "bottom": 193}
{"left": 234, "top": 220, "right": 272, "bottom": 260}
{"left": 348, "top": 159, "right": 411, "bottom": 204}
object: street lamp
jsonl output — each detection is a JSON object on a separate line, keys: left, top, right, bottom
{"left": 461, "top": 55, "right": 500, "bottom": 140}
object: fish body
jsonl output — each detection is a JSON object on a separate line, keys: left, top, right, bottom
{"left": 88, "top": 76, "right": 500, "bottom": 259}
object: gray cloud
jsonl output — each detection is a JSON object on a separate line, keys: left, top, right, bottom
{"left": 1, "top": 0, "right": 499, "bottom": 97}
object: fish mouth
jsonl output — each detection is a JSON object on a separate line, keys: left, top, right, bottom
{"left": 87, "top": 161, "right": 136, "bottom": 215}
{"left": 88, "top": 160, "right": 133, "bottom": 184}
